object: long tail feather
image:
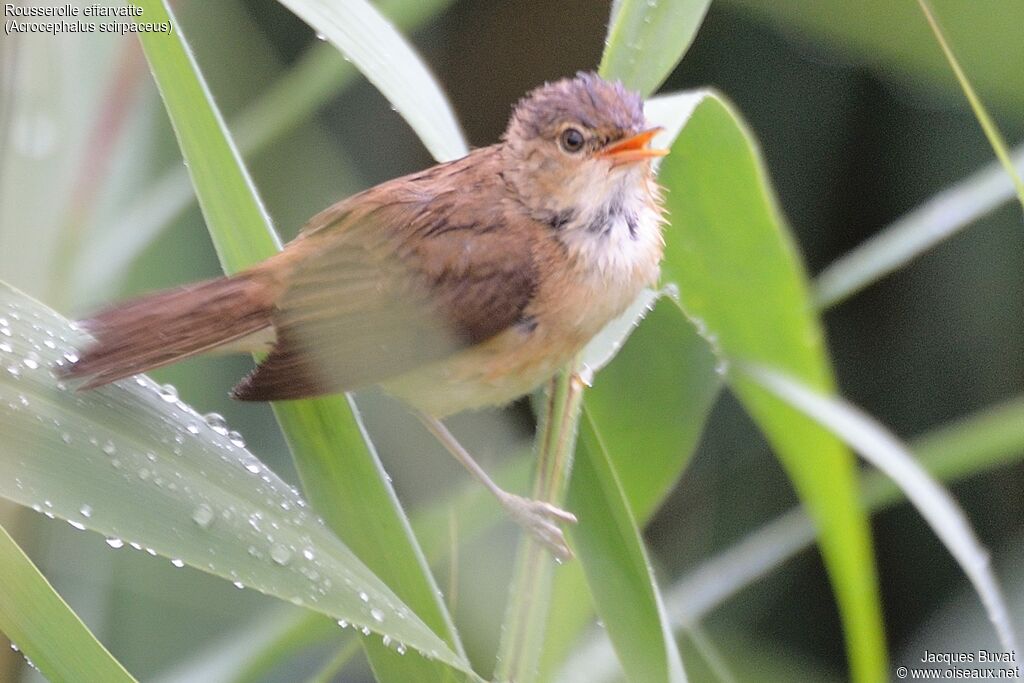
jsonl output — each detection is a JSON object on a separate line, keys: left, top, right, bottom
{"left": 64, "top": 274, "right": 275, "bottom": 389}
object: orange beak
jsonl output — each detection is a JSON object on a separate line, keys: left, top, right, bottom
{"left": 597, "top": 127, "right": 668, "bottom": 166}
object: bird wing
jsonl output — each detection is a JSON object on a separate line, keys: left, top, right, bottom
{"left": 232, "top": 188, "right": 539, "bottom": 401}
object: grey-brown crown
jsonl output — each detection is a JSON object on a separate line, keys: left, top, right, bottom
{"left": 504, "top": 72, "right": 645, "bottom": 142}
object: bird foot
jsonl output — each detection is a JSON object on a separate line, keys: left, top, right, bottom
{"left": 498, "top": 492, "right": 578, "bottom": 561}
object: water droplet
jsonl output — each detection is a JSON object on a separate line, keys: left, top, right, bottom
{"left": 186, "top": 423, "right": 200, "bottom": 435}
{"left": 227, "top": 430, "right": 246, "bottom": 448}
{"left": 22, "top": 355, "right": 39, "bottom": 370}
{"left": 382, "top": 635, "right": 392, "bottom": 647}
{"left": 396, "top": 642, "right": 407, "bottom": 655}
{"left": 270, "top": 544, "right": 292, "bottom": 566}
{"left": 192, "top": 503, "right": 215, "bottom": 529}
{"left": 361, "top": 625, "right": 371, "bottom": 635}
{"left": 302, "top": 548, "right": 315, "bottom": 561}
{"left": 203, "top": 412, "right": 228, "bottom": 435}
{"left": 0, "top": 327, "right": 11, "bottom": 337}
{"left": 60, "top": 432, "right": 72, "bottom": 444}
{"left": 244, "top": 462, "right": 260, "bottom": 475}
{"left": 101, "top": 441, "right": 116, "bottom": 456}
{"left": 359, "top": 591, "right": 369, "bottom": 603}
{"left": 158, "top": 384, "right": 178, "bottom": 402}
{"left": 62, "top": 351, "right": 79, "bottom": 364}
{"left": 370, "top": 607, "right": 384, "bottom": 623}
{"left": 7, "top": 365, "right": 20, "bottom": 378}
{"left": 233, "top": 580, "right": 244, "bottom": 589}
{"left": 105, "top": 537, "right": 124, "bottom": 549}
{"left": 68, "top": 519, "right": 86, "bottom": 531}
{"left": 171, "top": 558, "right": 185, "bottom": 568}
{"left": 79, "top": 504, "right": 92, "bottom": 518}
{"left": 315, "top": 31, "right": 326, "bottom": 41}
{"left": 0, "top": 342, "right": 11, "bottom": 353}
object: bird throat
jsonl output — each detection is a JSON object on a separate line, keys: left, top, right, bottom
{"left": 550, "top": 168, "right": 663, "bottom": 286}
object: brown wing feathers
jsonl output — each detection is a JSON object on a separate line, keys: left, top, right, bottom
{"left": 66, "top": 147, "right": 542, "bottom": 401}
{"left": 65, "top": 273, "right": 275, "bottom": 390}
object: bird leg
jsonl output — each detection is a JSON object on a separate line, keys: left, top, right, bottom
{"left": 416, "top": 412, "right": 577, "bottom": 561}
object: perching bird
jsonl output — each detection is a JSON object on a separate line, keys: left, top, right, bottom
{"left": 64, "top": 72, "right": 667, "bottom": 559}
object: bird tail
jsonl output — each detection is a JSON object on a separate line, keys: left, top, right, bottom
{"left": 64, "top": 273, "right": 275, "bottom": 390}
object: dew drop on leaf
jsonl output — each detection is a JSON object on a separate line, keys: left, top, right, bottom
{"left": 203, "top": 412, "right": 228, "bottom": 435}
{"left": 270, "top": 544, "right": 292, "bottom": 566}
{"left": 158, "top": 384, "right": 178, "bottom": 402}
{"left": 192, "top": 503, "right": 215, "bottom": 529}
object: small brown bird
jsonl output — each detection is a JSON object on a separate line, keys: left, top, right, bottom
{"left": 65, "top": 72, "right": 667, "bottom": 559}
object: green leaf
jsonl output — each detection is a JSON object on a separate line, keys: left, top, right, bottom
{"left": 914, "top": 0, "right": 1024, "bottom": 210}
{"left": 78, "top": 0, "right": 458, "bottom": 300}
{"left": 657, "top": 90, "right": 887, "bottom": 681}
{"left": 0, "top": 523, "right": 136, "bottom": 683}
{"left": 0, "top": 281, "right": 465, "bottom": 671}
{"left": 567, "top": 394, "right": 1024, "bottom": 679}
{"left": 567, "top": 411, "right": 687, "bottom": 683}
{"left": 600, "top": 0, "right": 712, "bottom": 96}
{"left": 127, "top": 0, "right": 279, "bottom": 266}
{"left": 273, "top": 0, "right": 467, "bottom": 162}
{"left": 126, "top": 1, "right": 467, "bottom": 678}
{"left": 660, "top": 393, "right": 1024, "bottom": 635}
{"left": 540, "top": 298, "right": 722, "bottom": 680}
{"left": 742, "top": 364, "right": 1018, "bottom": 654}
{"left": 585, "top": 299, "right": 721, "bottom": 520}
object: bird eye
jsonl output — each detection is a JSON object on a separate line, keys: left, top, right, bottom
{"left": 559, "top": 127, "right": 585, "bottom": 153}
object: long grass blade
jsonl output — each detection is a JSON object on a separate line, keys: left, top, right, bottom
{"left": 125, "top": 0, "right": 468, "bottom": 676}
{"left": 566, "top": 393, "right": 1024, "bottom": 680}
{"left": 78, "top": 0, "right": 456, "bottom": 299}
{"left": 916, "top": 0, "right": 1024, "bottom": 211}
{"left": 0, "top": 523, "right": 137, "bottom": 683}
{"left": 658, "top": 89, "right": 887, "bottom": 681}
{"left": 600, "top": 0, "right": 712, "bottom": 96}
{"left": 273, "top": 0, "right": 466, "bottom": 161}
{"left": 742, "top": 364, "right": 1018, "bottom": 655}
{"left": 814, "top": 146, "right": 1024, "bottom": 309}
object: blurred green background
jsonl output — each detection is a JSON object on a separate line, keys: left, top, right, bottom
{"left": 1, "top": 0, "right": 1022, "bottom": 680}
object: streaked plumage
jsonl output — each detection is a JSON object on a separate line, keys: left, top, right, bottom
{"left": 66, "top": 72, "right": 665, "bottom": 418}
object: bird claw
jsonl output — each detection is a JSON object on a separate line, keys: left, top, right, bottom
{"left": 499, "top": 493, "right": 578, "bottom": 561}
